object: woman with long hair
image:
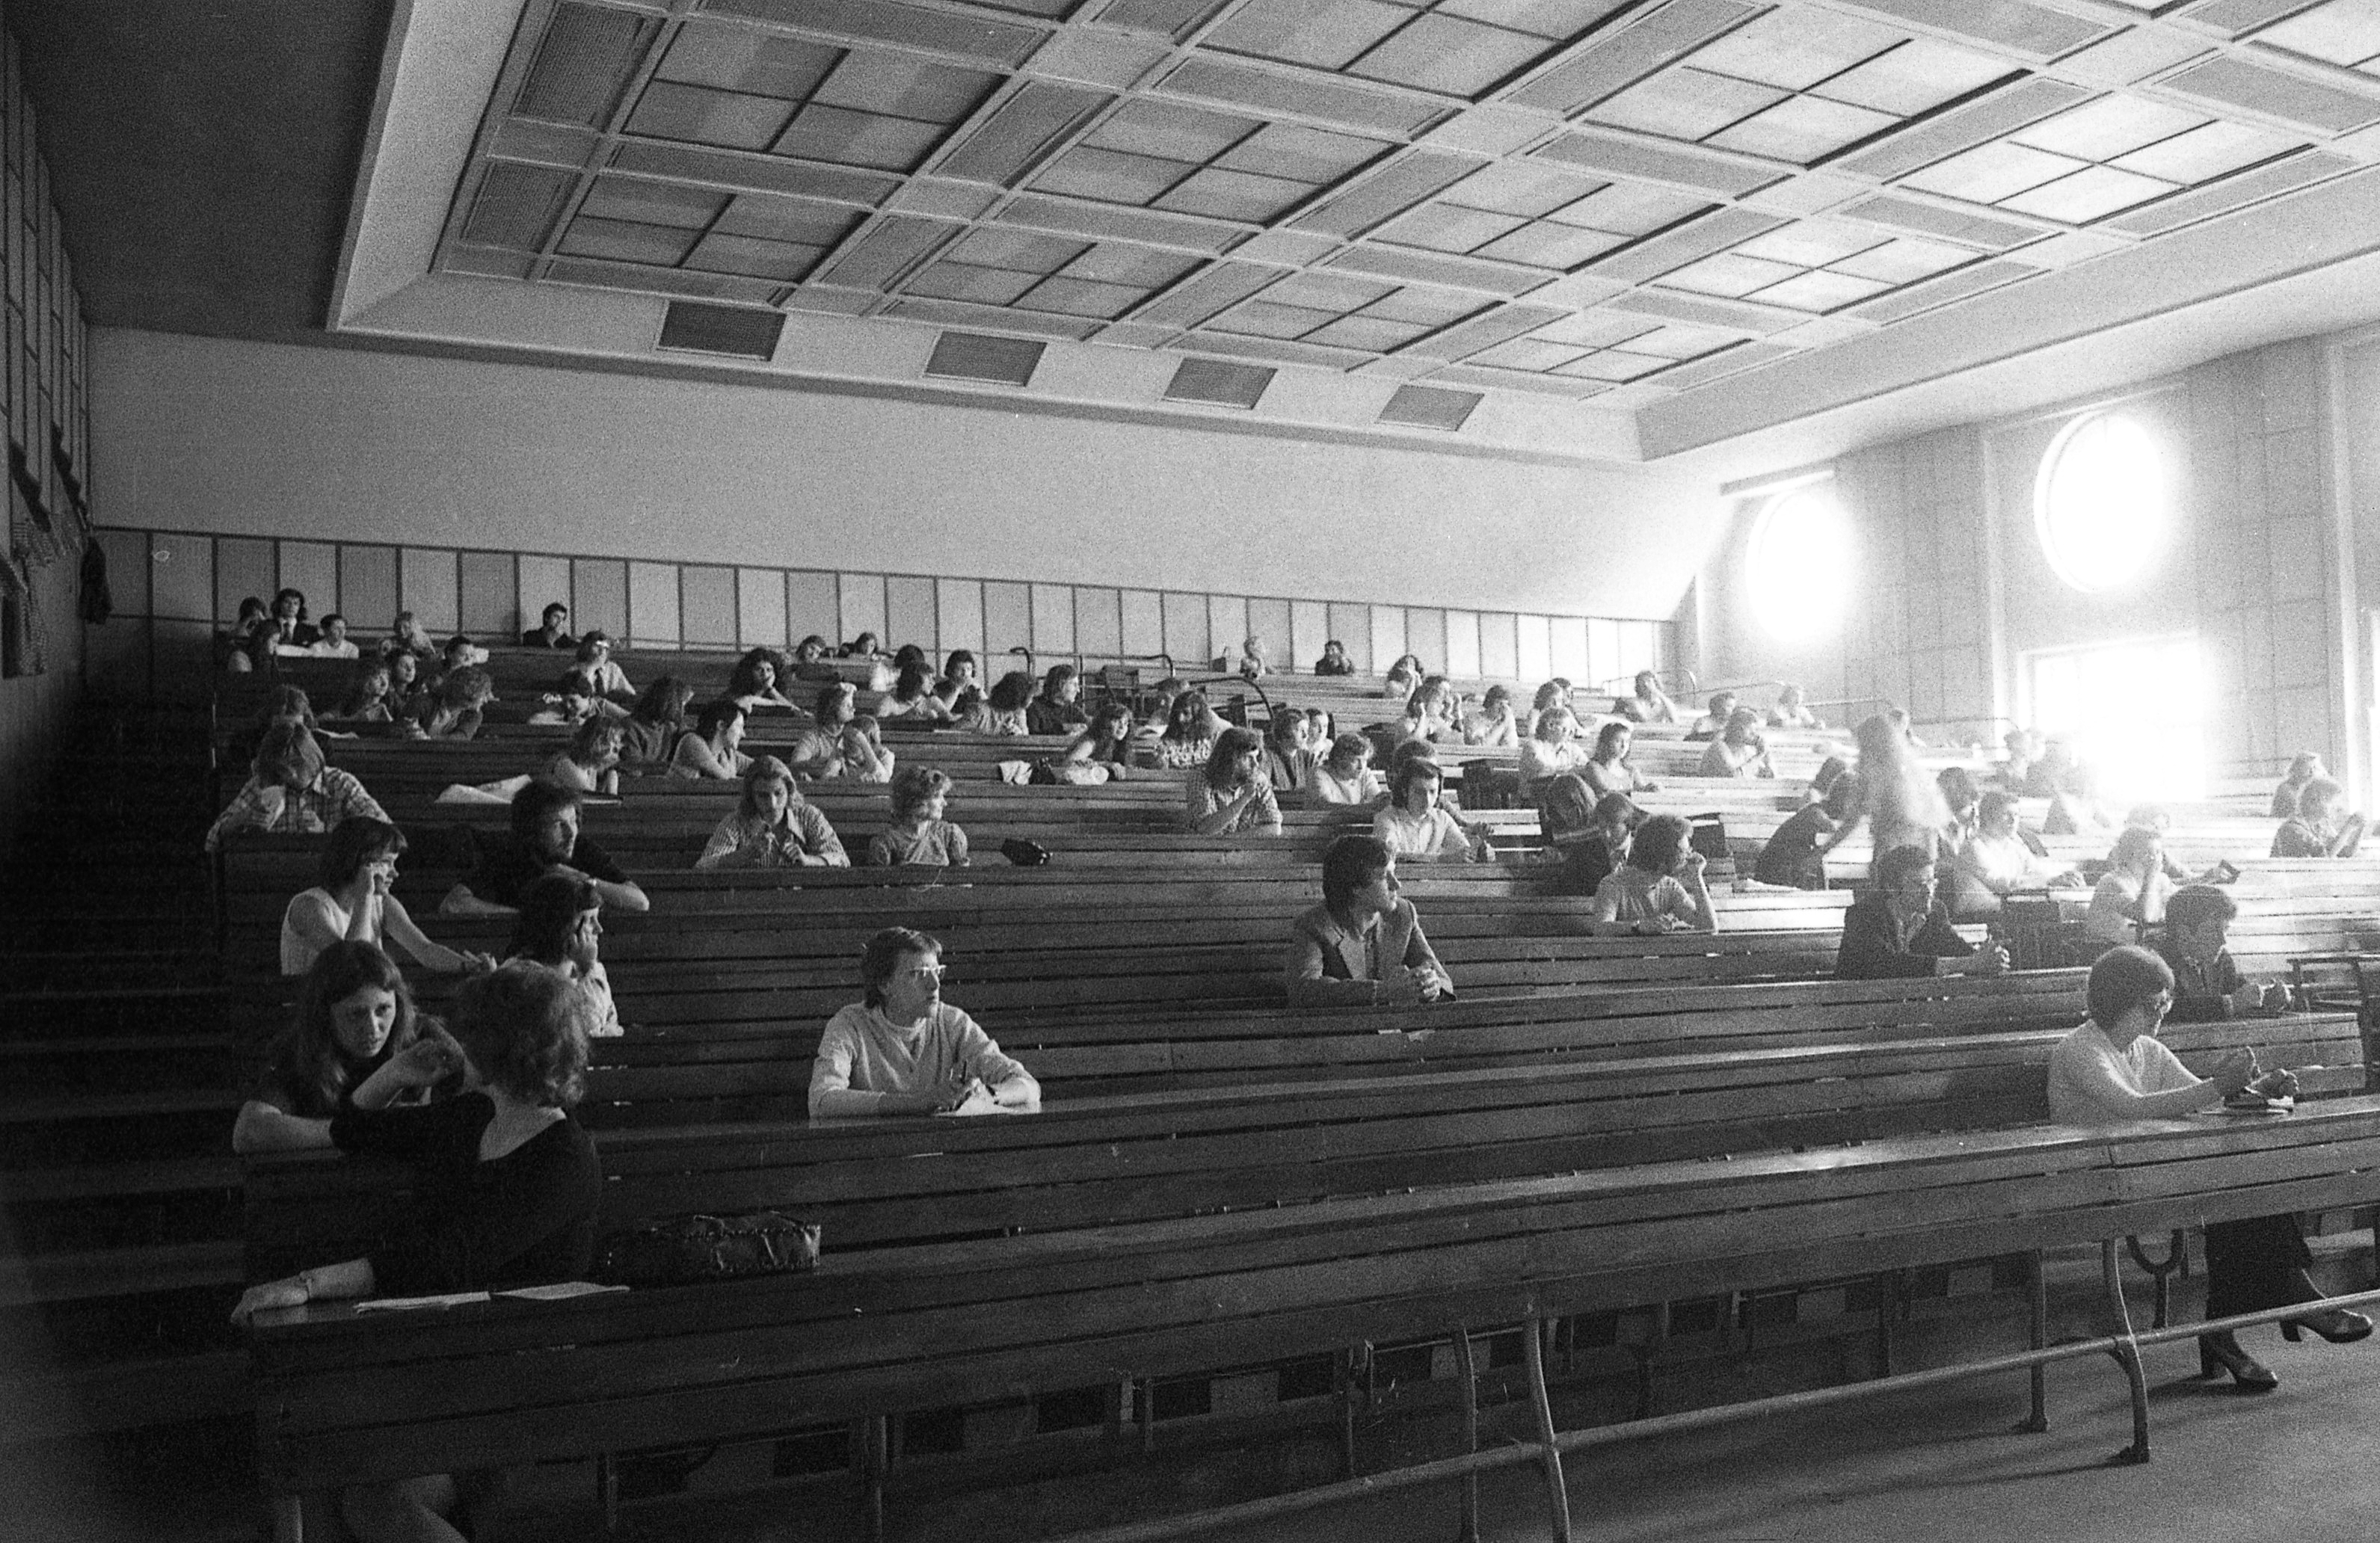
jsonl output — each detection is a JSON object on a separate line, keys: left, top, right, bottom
{"left": 697, "top": 757, "right": 849, "bottom": 869}
{"left": 233, "top": 941, "right": 429, "bottom": 1153}
{"left": 1185, "top": 727, "right": 1284, "bottom": 837}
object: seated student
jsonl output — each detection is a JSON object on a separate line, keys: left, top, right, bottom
{"left": 961, "top": 671, "right": 1035, "bottom": 735}
{"left": 206, "top": 723, "right": 389, "bottom": 852}
{"left": 1314, "top": 638, "right": 1354, "bottom": 677}
{"left": 1835, "top": 845, "right": 2008, "bottom": 980}
{"left": 1464, "top": 685, "right": 1518, "bottom": 748}
{"left": 1755, "top": 774, "right": 1860, "bottom": 890}
{"left": 1937, "top": 768, "right": 1981, "bottom": 855}
{"left": 1374, "top": 756, "right": 1489, "bottom": 863}
{"left": 2156, "top": 884, "right": 2287, "bottom": 1020}
{"left": 2121, "top": 804, "right": 2207, "bottom": 884}
{"left": 2272, "top": 776, "right": 2367, "bottom": 857}
{"left": 2084, "top": 826, "right": 2173, "bottom": 948}
{"left": 1518, "top": 708, "right": 1590, "bottom": 789}
{"left": 891, "top": 643, "right": 928, "bottom": 677}
{"left": 384, "top": 649, "right": 428, "bottom": 718}
{"left": 1381, "top": 653, "right": 1424, "bottom": 701}
{"left": 1062, "top": 702, "right": 1137, "bottom": 781}
{"left": 405, "top": 665, "right": 494, "bottom": 742}
{"left": 1262, "top": 709, "right": 1315, "bottom": 794}
{"left": 2041, "top": 760, "right": 2112, "bottom": 836}
{"left": 262, "top": 586, "right": 319, "bottom": 652}
{"left": 877, "top": 662, "right": 953, "bottom": 724}
{"left": 1540, "top": 778, "right": 1642, "bottom": 897}
{"left": 1686, "top": 691, "right": 1737, "bottom": 742}
{"left": 788, "top": 682, "right": 896, "bottom": 782}
{"left": 230, "top": 963, "right": 606, "bottom": 1539}
{"left": 1806, "top": 753, "right": 1851, "bottom": 805}
{"left": 233, "top": 941, "right": 437, "bottom": 1154}
{"left": 1996, "top": 727, "right": 2042, "bottom": 794}
{"left": 521, "top": 602, "right": 576, "bottom": 650}
{"left": 934, "top": 649, "right": 980, "bottom": 709}
{"left": 1696, "top": 707, "right": 1776, "bottom": 778}
{"left": 618, "top": 676, "right": 695, "bottom": 770}
{"left": 725, "top": 647, "right": 800, "bottom": 713}
{"left": 668, "top": 699, "right": 752, "bottom": 781}
{"left": 574, "top": 630, "right": 635, "bottom": 703}
{"left": 432, "top": 634, "right": 488, "bottom": 688}
{"left": 840, "top": 630, "right": 885, "bottom": 659}
{"left": 1026, "top": 665, "right": 1089, "bottom": 736}
{"left": 386, "top": 609, "right": 438, "bottom": 664}
{"left": 441, "top": 781, "right": 650, "bottom": 917}
{"left": 1957, "top": 790, "right": 2078, "bottom": 904}
{"left": 788, "top": 634, "right": 834, "bottom": 675}
{"left": 283, "top": 819, "right": 488, "bottom": 978}
{"left": 1237, "top": 635, "right": 1270, "bottom": 681}
{"left": 220, "top": 595, "right": 270, "bottom": 673}
{"left": 2272, "top": 752, "right": 2326, "bottom": 819}
{"left": 698, "top": 757, "right": 848, "bottom": 869}
{"left": 1397, "top": 676, "right": 1463, "bottom": 745}
{"left": 1308, "top": 732, "right": 1385, "bottom": 806}
{"left": 505, "top": 873, "right": 623, "bottom": 1038}
{"left": 1285, "top": 834, "right": 1453, "bottom": 1005}
{"left": 541, "top": 716, "right": 625, "bottom": 797}
{"left": 2047, "top": 945, "right": 2357, "bottom": 1393}
{"left": 306, "top": 614, "right": 359, "bottom": 659}
{"left": 1187, "top": 727, "right": 1285, "bottom": 837}
{"left": 867, "top": 766, "right": 970, "bottom": 868}
{"left": 808, "top": 927, "right": 1039, "bottom": 1118}
{"left": 1149, "top": 686, "right": 1221, "bottom": 769}
{"left": 1768, "top": 683, "right": 1823, "bottom": 730}
{"left": 1590, "top": 813, "right": 1716, "bottom": 936}
{"left": 1519, "top": 680, "right": 1568, "bottom": 742}
{"left": 1581, "top": 720, "right": 1658, "bottom": 798}
{"left": 2026, "top": 736, "right": 2076, "bottom": 801}
{"left": 1611, "top": 670, "right": 1677, "bottom": 724}
{"left": 331, "top": 661, "right": 397, "bottom": 725}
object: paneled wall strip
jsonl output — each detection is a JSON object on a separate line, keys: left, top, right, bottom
{"left": 93, "top": 528, "right": 1673, "bottom": 686}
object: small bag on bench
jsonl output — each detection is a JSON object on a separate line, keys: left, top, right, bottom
{"left": 594, "top": 1210, "right": 822, "bottom": 1287}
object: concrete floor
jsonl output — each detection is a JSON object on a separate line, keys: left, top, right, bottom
{"left": 1197, "top": 1330, "right": 2379, "bottom": 1543}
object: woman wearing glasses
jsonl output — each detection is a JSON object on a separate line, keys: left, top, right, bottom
{"left": 806, "top": 927, "right": 1040, "bottom": 1118}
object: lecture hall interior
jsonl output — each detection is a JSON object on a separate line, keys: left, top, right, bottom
{"left": 10, "top": 0, "right": 2380, "bottom": 1537}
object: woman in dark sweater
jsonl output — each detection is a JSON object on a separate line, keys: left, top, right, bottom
{"left": 231, "top": 963, "right": 603, "bottom": 1542}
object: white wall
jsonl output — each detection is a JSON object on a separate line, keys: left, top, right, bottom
{"left": 91, "top": 329, "right": 1719, "bottom": 621}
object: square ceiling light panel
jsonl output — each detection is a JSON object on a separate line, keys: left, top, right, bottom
{"left": 1202, "top": 0, "right": 1630, "bottom": 98}
{"left": 1580, "top": 10, "right": 2016, "bottom": 167}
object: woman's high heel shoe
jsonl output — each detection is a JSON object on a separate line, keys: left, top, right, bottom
{"left": 2200, "top": 1331, "right": 2280, "bottom": 1391}
{"left": 2281, "top": 1308, "right": 2373, "bottom": 1344}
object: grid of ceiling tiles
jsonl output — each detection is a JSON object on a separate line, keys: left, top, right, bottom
{"left": 438, "top": 0, "right": 2380, "bottom": 406}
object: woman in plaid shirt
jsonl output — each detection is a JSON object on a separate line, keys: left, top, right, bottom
{"left": 203, "top": 722, "right": 387, "bottom": 853}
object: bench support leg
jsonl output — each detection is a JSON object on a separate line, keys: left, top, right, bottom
{"left": 1139, "top": 1378, "right": 1155, "bottom": 1456}
{"left": 1872, "top": 1272, "right": 1897, "bottom": 1378}
{"left": 2019, "top": 1250, "right": 2050, "bottom": 1434}
{"left": 2100, "top": 1240, "right": 2152, "bottom": 1465}
{"left": 2126, "top": 1232, "right": 2187, "bottom": 1329}
{"left": 1451, "top": 1325, "right": 1480, "bottom": 1543}
{"left": 1525, "top": 1316, "right": 1575, "bottom": 1543}
{"left": 863, "top": 1415, "right": 889, "bottom": 1543}
{"left": 271, "top": 1494, "right": 302, "bottom": 1543}
{"left": 595, "top": 1453, "right": 618, "bottom": 1533}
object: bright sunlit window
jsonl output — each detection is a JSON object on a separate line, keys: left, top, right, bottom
{"left": 2026, "top": 634, "right": 2208, "bottom": 804}
{"left": 2034, "top": 413, "right": 2167, "bottom": 593}
{"left": 1747, "top": 485, "right": 1853, "bottom": 643}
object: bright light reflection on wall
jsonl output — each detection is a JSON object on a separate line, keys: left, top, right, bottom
{"left": 2035, "top": 413, "right": 2167, "bottom": 594}
{"left": 2027, "top": 635, "right": 2208, "bottom": 804}
{"left": 1748, "top": 486, "right": 1853, "bottom": 644}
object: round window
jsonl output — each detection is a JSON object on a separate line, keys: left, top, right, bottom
{"left": 2034, "top": 413, "right": 2166, "bottom": 593}
{"left": 1747, "top": 485, "right": 1854, "bottom": 643}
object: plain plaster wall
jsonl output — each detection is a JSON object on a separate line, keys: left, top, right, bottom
{"left": 90, "top": 328, "right": 1721, "bottom": 623}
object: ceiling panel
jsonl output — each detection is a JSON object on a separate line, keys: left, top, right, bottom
{"left": 431, "top": 0, "right": 2380, "bottom": 407}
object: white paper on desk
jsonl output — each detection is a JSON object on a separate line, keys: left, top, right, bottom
{"left": 497, "top": 1281, "right": 627, "bottom": 1301}
{"left": 934, "top": 1092, "right": 1020, "bottom": 1117}
{"left": 354, "top": 1291, "right": 490, "bottom": 1313}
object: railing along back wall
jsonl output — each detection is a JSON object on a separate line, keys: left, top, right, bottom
{"left": 83, "top": 527, "right": 1676, "bottom": 699}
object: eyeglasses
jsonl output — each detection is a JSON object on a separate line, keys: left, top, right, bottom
{"left": 897, "top": 964, "right": 946, "bottom": 982}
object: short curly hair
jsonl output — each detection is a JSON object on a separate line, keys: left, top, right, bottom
{"left": 449, "top": 961, "right": 590, "bottom": 1109}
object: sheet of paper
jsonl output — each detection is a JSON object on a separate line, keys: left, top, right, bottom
{"left": 354, "top": 1291, "right": 490, "bottom": 1313}
{"left": 496, "top": 1281, "right": 627, "bottom": 1301}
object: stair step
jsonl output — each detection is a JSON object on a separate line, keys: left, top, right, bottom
{"left": 0, "top": 1239, "right": 245, "bottom": 1308}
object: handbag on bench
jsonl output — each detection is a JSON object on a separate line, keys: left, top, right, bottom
{"left": 594, "top": 1210, "right": 822, "bottom": 1287}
